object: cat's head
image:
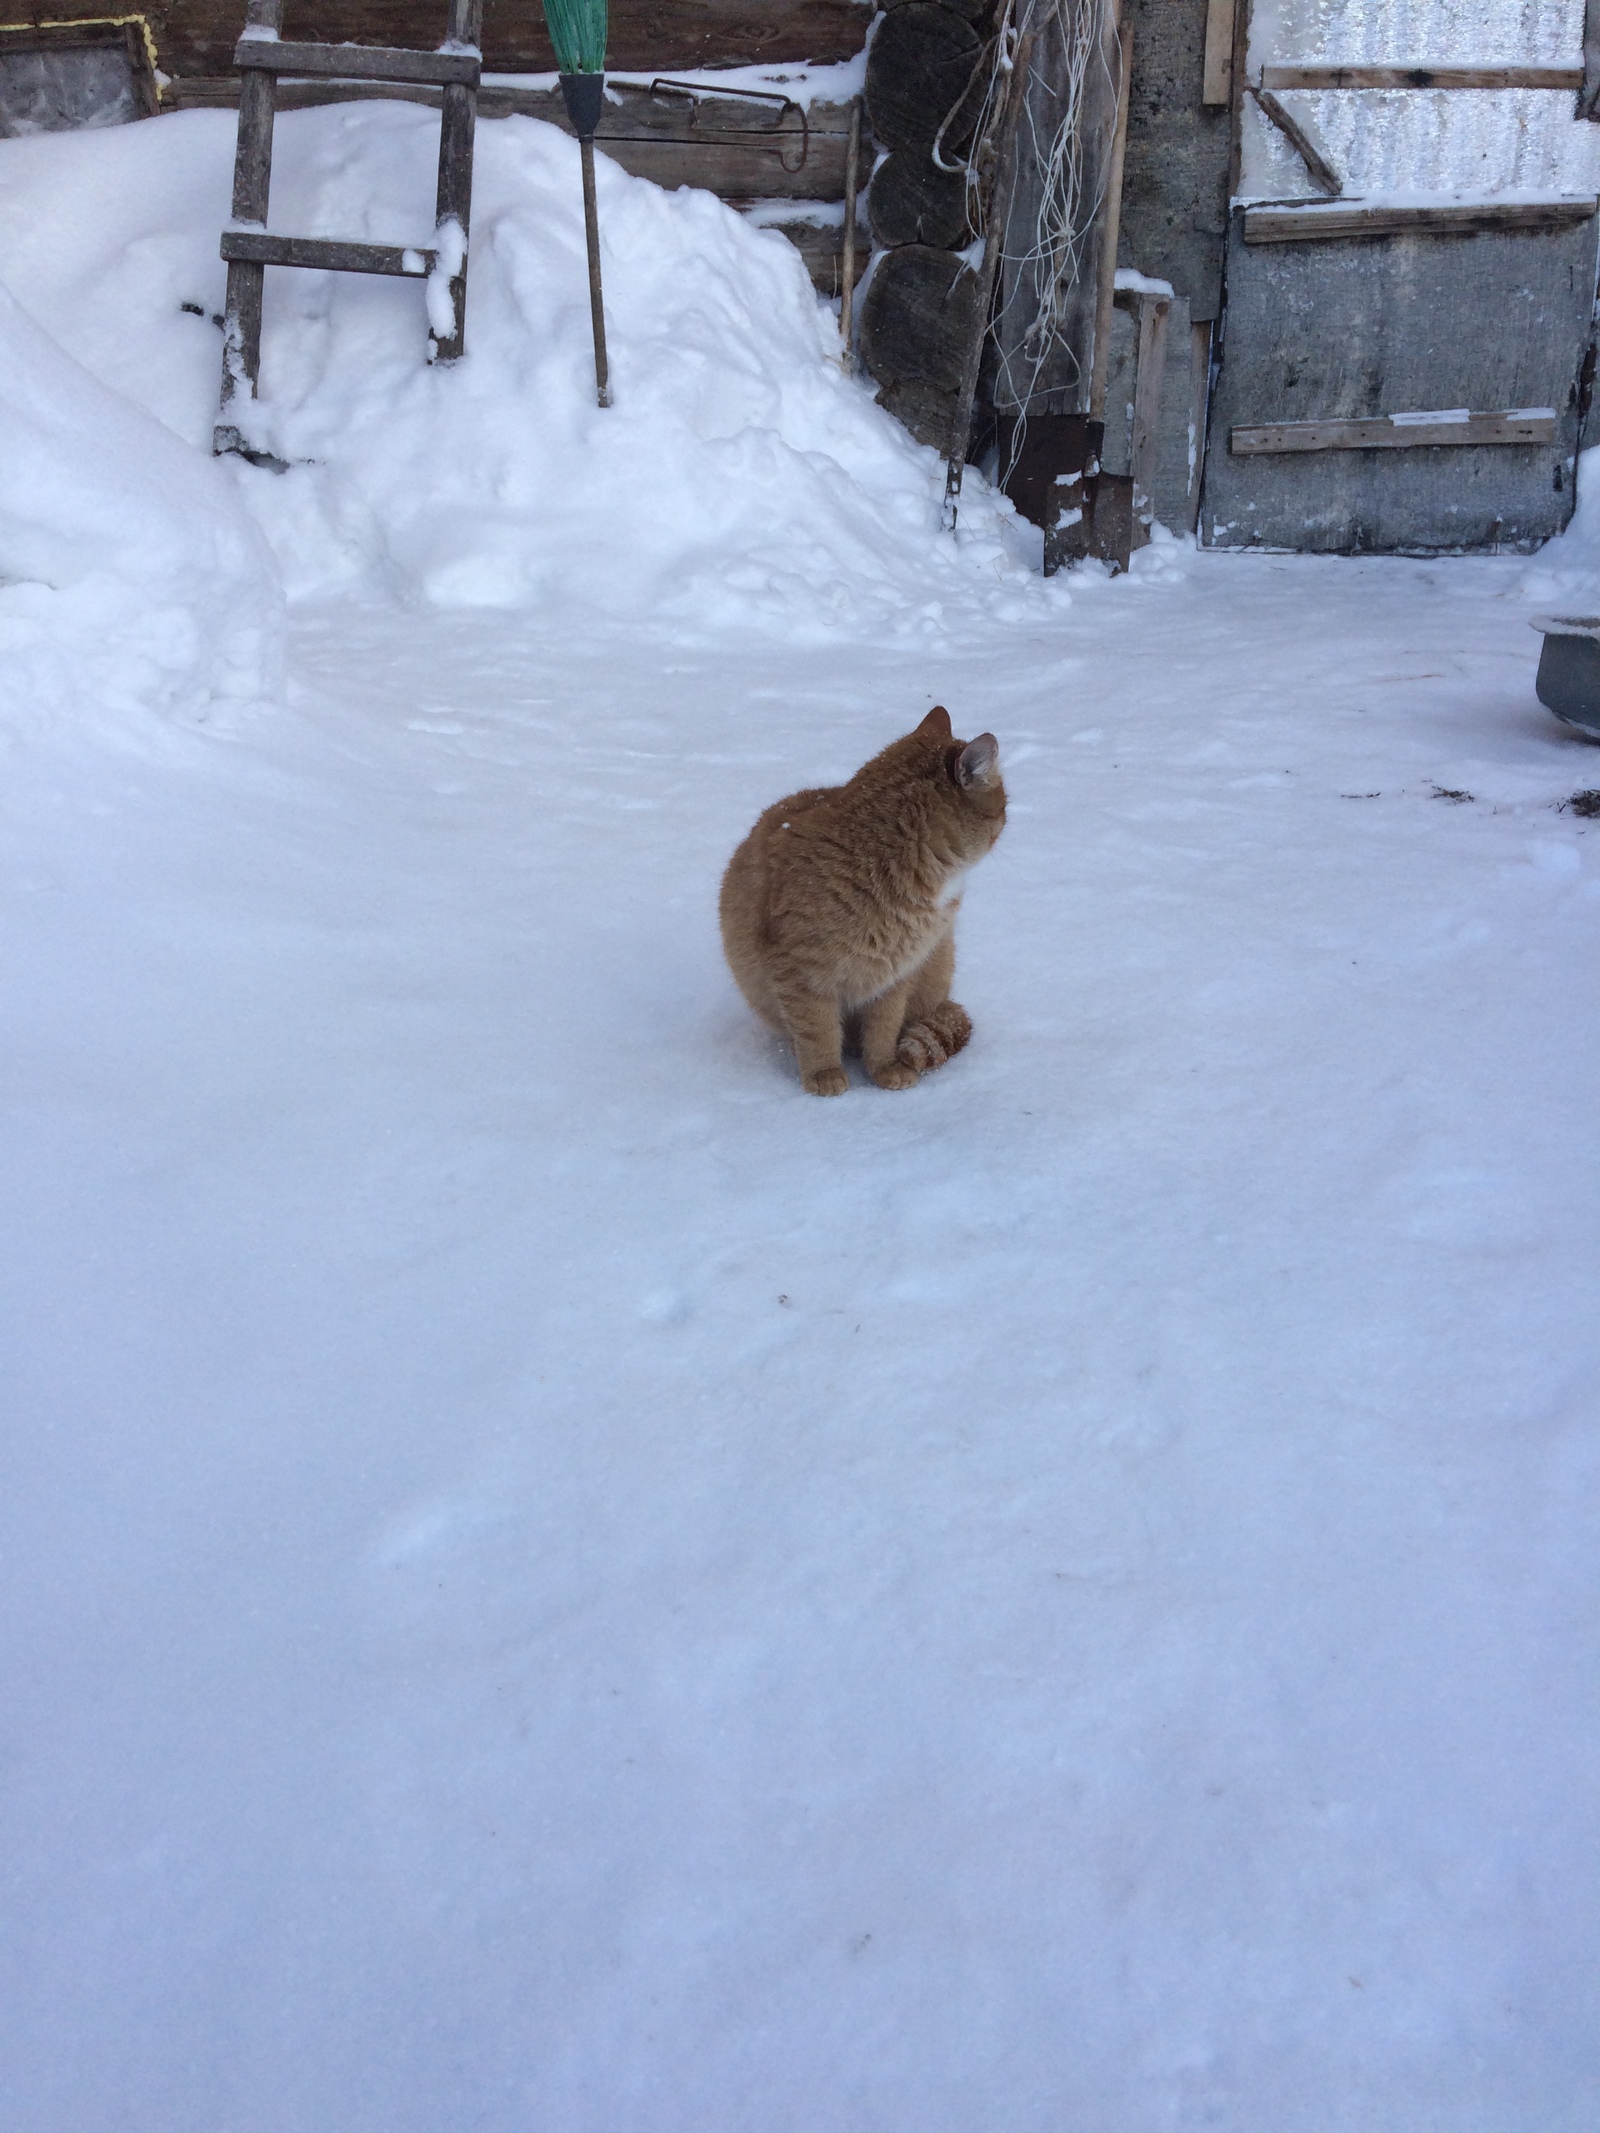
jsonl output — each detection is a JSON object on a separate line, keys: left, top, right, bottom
{"left": 916, "top": 706, "right": 1006, "bottom": 857}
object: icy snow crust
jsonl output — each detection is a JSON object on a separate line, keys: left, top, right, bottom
{"left": 2, "top": 97, "right": 1599, "bottom": 2133}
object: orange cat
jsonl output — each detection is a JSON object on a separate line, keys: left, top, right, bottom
{"left": 720, "top": 706, "right": 1006, "bottom": 1095}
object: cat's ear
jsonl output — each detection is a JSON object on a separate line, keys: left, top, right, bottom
{"left": 917, "top": 706, "right": 953, "bottom": 737}
{"left": 955, "top": 733, "right": 1000, "bottom": 790}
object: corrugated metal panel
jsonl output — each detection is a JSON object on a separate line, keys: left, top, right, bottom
{"left": 1240, "top": 0, "right": 1600, "bottom": 201}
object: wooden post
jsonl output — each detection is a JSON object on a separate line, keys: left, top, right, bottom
{"left": 215, "top": 0, "right": 283, "bottom": 452}
{"left": 430, "top": 0, "right": 481, "bottom": 362}
{"left": 1087, "top": 17, "right": 1134, "bottom": 424}
{"left": 941, "top": 24, "right": 1035, "bottom": 531}
{"left": 1128, "top": 291, "right": 1170, "bottom": 545}
{"left": 839, "top": 96, "right": 862, "bottom": 369}
{"left": 1202, "top": 0, "right": 1236, "bottom": 108}
{"left": 1227, "top": 0, "right": 1252, "bottom": 203}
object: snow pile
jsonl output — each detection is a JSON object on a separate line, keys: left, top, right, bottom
{"left": 1519, "top": 441, "right": 1600, "bottom": 610}
{"left": 0, "top": 277, "right": 281, "bottom": 743}
{"left": 0, "top": 105, "right": 1054, "bottom": 644}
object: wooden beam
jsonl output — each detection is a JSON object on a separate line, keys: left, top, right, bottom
{"left": 216, "top": 0, "right": 281, "bottom": 446}
{"left": 1260, "top": 65, "right": 1583, "bottom": 91}
{"left": 233, "top": 38, "right": 480, "bottom": 85}
{"left": 1089, "top": 17, "right": 1136, "bottom": 422}
{"left": 430, "top": 0, "right": 481, "bottom": 362}
{"left": 1243, "top": 198, "right": 1598, "bottom": 243}
{"left": 1251, "top": 85, "right": 1340, "bottom": 195}
{"left": 167, "top": 78, "right": 852, "bottom": 201}
{"left": 1127, "top": 292, "right": 1170, "bottom": 540}
{"left": 1232, "top": 409, "right": 1558, "bottom": 453}
{"left": 221, "top": 230, "right": 436, "bottom": 275}
{"left": 1226, "top": 0, "right": 1251, "bottom": 202}
{"left": 838, "top": 98, "right": 861, "bottom": 365}
{"left": 1201, "top": 0, "right": 1235, "bottom": 107}
{"left": 145, "top": 0, "right": 872, "bottom": 82}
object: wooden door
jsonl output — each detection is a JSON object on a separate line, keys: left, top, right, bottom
{"left": 1201, "top": 0, "right": 1600, "bottom": 552}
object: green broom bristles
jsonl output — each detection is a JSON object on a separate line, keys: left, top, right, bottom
{"left": 542, "top": 0, "right": 606, "bottom": 74}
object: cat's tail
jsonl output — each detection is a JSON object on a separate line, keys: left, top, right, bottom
{"left": 897, "top": 1001, "right": 973, "bottom": 1075}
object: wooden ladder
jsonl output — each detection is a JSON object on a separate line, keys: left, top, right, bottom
{"left": 214, "top": 0, "right": 483, "bottom": 459}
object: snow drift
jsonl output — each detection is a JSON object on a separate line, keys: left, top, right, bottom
{"left": 0, "top": 277, "right": 281, "bottom": 742}
{"left": 0, "top": 104, "right": 1055, "bottom": 645}
{"left": 1520, "top": 441, "right": 1600, "bottom": 610}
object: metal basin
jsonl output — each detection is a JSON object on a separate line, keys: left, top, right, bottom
{"left": 1531, "top": 616, "right": 1600, "bottom": 740}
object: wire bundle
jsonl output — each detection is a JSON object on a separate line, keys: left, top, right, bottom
{"left": 932, "top": 0, "right": 1120, "bottom": 457}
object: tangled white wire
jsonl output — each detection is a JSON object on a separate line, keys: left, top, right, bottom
{"left": 932, "top": 0, "right": 1120, "bottom": 472}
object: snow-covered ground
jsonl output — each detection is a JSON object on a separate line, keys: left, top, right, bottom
{"left": 2, "top": 101, "right": 1599, "bottom": 2133}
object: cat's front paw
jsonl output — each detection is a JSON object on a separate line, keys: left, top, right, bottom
{"left": 803, "top": 1065, "right": 850, "bottom": 1097}
{"left": 871, "top": 1061, "right": 920, "bottom": 1091}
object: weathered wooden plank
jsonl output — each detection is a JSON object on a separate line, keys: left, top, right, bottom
{"left": 1128, "top": 291, "right": 1170, "bottom": 539}
{"left": 1088, "top": 17, "right": 1135, "bottom": 423}
{"left": 586, "top": 132, "right": 846, "bottom": 196}
{"left": 1202, "top": 210, "right": 1597, "bottom": 552}
{"left": 1144, "top": 297, "right": 1203, "bottom": 532}
{"left": 144, "top": 0, "right": 871, "bottom": 81}
{"left": 430, "top": 0, "right": 480, "bottom": 361}
{"left": 222, "top": 229, "right": 436, "bottom": 274}
{"left": 1244, "top": 198, "right": 1598, "bottom": 243}
{"left": 169, "top": 74, "right": 854, "bottom": 133}
{"left": 216, "top": 0, "right": 280, "bottom": 442}
{"left": 1201, "top": 0, "right": 1234, "bottom": 106}
{"left": 234, "top": 38, "right": 480, "bottom": 85}
{"left": 1233, "top": 410, "right": 1558, "bottom": 453}
{"left": 165, "top": 76, "right": 850, "bottom": 196}
{"left": 839, "top": 98, "right": 861, "bottom": 346}
{"left": 742, "top": 210, "right": 866, "bottom": 298}
{"left": 1252, "top": 84, "right": 1339, "bottom": 194}
{"left": 1260, "top": 65, "right": 1583, "bottom": 92}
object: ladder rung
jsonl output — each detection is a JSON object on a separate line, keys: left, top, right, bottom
{"left": 221, "top": 230, "right": 438, "bottom": 277}
{"left": 234, "top": 38, "right": 481, "bottom": 87}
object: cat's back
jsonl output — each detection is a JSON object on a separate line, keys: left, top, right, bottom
{"left": 719, "top": 782, "right": 840, "bottom": 1012}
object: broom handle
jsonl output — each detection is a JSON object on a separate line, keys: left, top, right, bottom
{"left": 580, "top": 134, "right": 611, "bottom": 408}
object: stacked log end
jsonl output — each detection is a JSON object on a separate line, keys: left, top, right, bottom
{"left": 858, "top": 0, "right": 990, "bottom": 449}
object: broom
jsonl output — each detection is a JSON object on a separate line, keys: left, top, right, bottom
{"left": 543, "top": 0, "right": 612, "bottom": 407}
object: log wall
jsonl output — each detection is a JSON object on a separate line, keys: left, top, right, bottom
{"left": 11, "top": 0, "right": 871, "bottom": 78}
